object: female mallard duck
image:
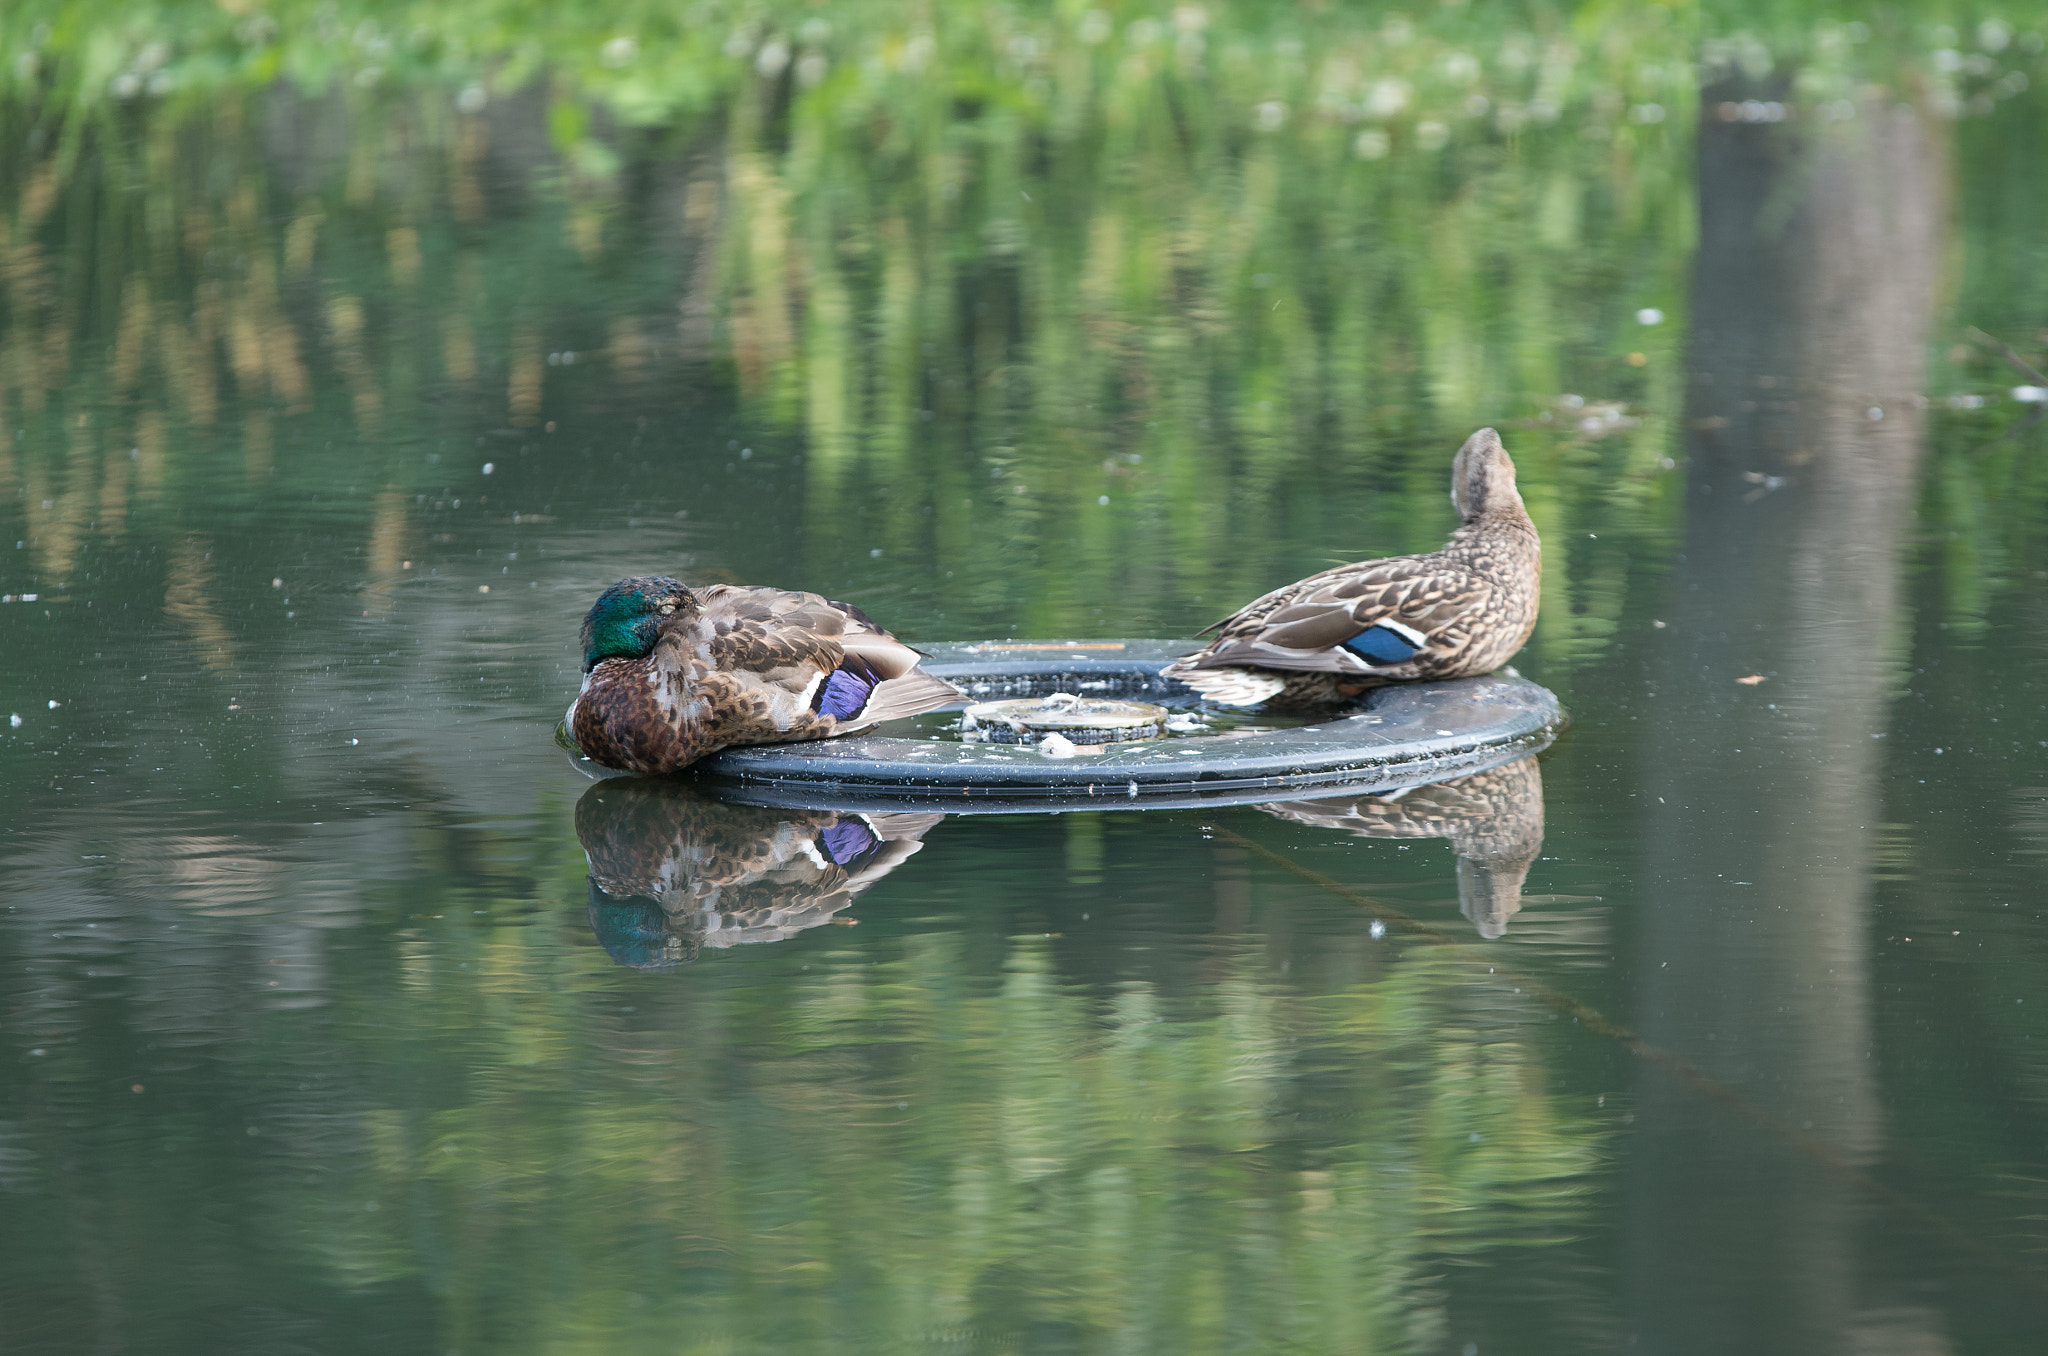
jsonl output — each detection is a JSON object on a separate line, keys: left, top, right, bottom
{"left": 1162, "top": 427, "right": 1539, "bottom": 708}
{"left": 567, "top": 576, "right": 964, "bottom": 774}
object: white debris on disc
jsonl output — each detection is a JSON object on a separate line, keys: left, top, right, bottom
{"left": 1038, "top": 733, "right": 1079, "bottom": 758}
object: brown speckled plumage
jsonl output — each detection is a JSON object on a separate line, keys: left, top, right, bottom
{"left": 1259, "top": 754, "right": 1544, "bottom": 938}
{"left": 568, "top": 579, "right": 963, "bottom": 774}
{"left": 1162, "top": 428, "right": 1540, "bottom": 709}
{"left": 576, "top": 780, "right": 942, "bottom": 966}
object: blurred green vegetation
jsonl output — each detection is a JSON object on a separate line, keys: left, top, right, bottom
{"left": 4, "top": 3, "right": 2046, "bottom": 676}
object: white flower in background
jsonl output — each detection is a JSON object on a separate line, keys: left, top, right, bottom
{"left": 1636, "top": 308, "right": 1664, "bottom": 325}
{"left": 1353, "top": 129, "right": 1390, "bottom": 160}
{"left": 1416, "top": 120, "right": 1449, "bottom": 150}
{"left": 600, "top": 37, "right": 638, "bottom": 68}
{"left": 1078, "top": 11, "right": 1112, "bottom": 44}
{"left": 756, "top": 40, "right": 790, "bottom": 78}
{"left": 1364, "top": 79, "right": 1410, "bottom": 118}
{"left": 456, "top": 83, "right": 487, "bottom": 114}
{"left": 1255, "top": 101, "right": 1287, "bottom": 131}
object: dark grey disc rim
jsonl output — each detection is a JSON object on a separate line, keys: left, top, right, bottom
{"left": 687, "top": 640, "right": 1563, "bottom": 814}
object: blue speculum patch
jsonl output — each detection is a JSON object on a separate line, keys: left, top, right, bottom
{"left": 1340, "top": 624, "right": 1424, "bottom": 666}
{"left": 815, "top": 667, "right": 875, "bottom": 720}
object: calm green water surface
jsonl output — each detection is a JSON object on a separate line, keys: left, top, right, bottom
{"left": 5, "top": 19, "right": 2048, "bottom": 1353}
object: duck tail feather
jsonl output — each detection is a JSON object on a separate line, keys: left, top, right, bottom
{"left": 1163, "top": 664, "right": 1288, "bottom": 706}
{"left": 855, "top": 670, "right": 965, "bottom": 724}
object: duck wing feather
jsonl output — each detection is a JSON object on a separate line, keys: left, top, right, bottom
{"left": 1191, "top": 554, "right": 1492, "bottom": 673}
{"left": 687, "top": 585, "right": 960, "bottom": 724}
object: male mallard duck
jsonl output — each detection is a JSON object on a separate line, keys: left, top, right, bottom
{"left": 1259, "top": 754, "right": 1544, "bottom": 939}
{"left": 567, "top": 576, "right": 964, "bottom": 774}
{"left": 1162, "top": 428, "right": 1539, "bottom": 708}
{"left": 576, "top": 780, "right": 942, "bottom": 967}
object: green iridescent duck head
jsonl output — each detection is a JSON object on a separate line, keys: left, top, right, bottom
{"left": 580, "top": 575, "right": 689, "bottom": 672}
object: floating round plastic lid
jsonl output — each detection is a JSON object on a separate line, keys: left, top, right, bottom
{"left": 686, "top": 640, "right": 1563, "bottom": 813}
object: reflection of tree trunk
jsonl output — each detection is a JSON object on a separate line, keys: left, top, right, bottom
{"left": 1630, "top": 92, "right": 1947, "bottom": 1354}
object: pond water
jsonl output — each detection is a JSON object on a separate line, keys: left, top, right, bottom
{"left": 5, "top": 21, "right": 2048, "bottom": 1354}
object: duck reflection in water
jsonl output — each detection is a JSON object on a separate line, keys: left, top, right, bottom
{"left": 1258, "top": 753, "right": 1544, "bottom": 938}
{"left": 575, "top": 781, "right": 943, "bottom": 967}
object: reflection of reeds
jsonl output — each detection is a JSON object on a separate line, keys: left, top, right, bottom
{"left": 361, "top": 488, "right": 410, "bottom": 617}
{"left": 441, "top": 313, "right": 477, "bottom": 385}
{"left": 443, "top": 253, "right": 483, "bottom": 384}
{"left": 728, "top": 152, "right": 795, "bottom": 395}
{"left": 286, "top": 208, "right": 322, "bottom": 275}
{"left": 25, "top": 417, "right": 92, "bottom": 584}
{"left": 160, "top": 309, "right": 218, "bottom": 426}
{"left": 507, "top": 323, "right": 542, "bottom": 427}
{"left": 164, "top": 534, "right": 235, "bottom": 673}
{"left": 133, "top": 409, "right": 166, "bottom": 499}
{"left": 243, "top": 409, "right": 272, "bottom": 484}
{"left": 325, "top": 295, "right": 383, "bottom": 435}
{"left": 97, "top": 438, "right": 129, "bottom": 539}
{"left": 113, "top": 280, "right": 154, "bottom": 393}
{"left": 386, "top": 226, "right": 422, "bottom": 287}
